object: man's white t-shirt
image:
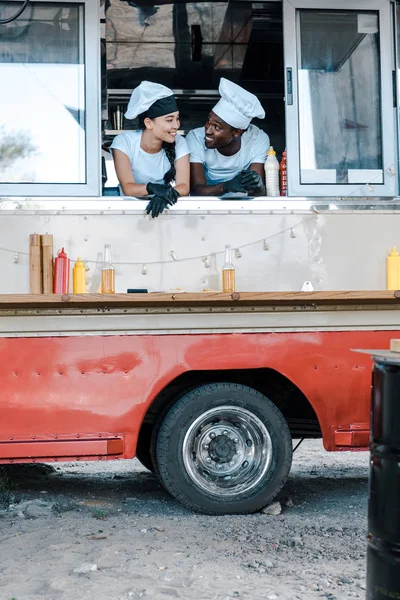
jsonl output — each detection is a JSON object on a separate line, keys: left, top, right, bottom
{"left": 110, "top": 131, "right": 189, "bottom": 185}
{"left": 186, "top": 125, "right": 270, "bottom": 185}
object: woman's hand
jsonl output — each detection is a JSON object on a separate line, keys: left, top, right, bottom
{"left": 145, "top": 184, "right": 180, "bottom": 218}
{"left": 146, "top": 183, "right": 180, "bottom": 205}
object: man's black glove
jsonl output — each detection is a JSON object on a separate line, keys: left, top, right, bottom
{"left": 146, "top": 182, "right": 180, "bottom": 206}
{"left": 222, "top": 172, "right": 247, "bottom": 194}
{"left": 240, "top": 169, "right": 265, "bottom": 195}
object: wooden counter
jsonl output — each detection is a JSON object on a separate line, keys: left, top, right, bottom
{"left": 0, "top": 290, "right": 398, "bottom": 310}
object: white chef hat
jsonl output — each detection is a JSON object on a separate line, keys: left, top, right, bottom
{"left": 125, "top": 81, "right": 177, "bottom": 120}
{"left": 212, "top": 78, "right": 265, "bottom": 129}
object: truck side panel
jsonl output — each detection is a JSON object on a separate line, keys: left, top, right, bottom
{"left": 0, "top": 329, "right": 393, "bottom": 462}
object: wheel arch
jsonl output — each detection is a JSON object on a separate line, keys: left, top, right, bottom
{"left": 140, "top": 367, "right": 322, "bottom": 440}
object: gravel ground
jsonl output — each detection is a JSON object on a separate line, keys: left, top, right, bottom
{"left": 0, "top": 440, "right": 369, "bottom": 600}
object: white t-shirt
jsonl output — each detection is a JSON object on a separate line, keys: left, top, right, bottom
{"left": 186, "top": 125, "right": 270, "bottom": 185}
{"left": 110, "top": 131, "right": 189, "bottom": 185}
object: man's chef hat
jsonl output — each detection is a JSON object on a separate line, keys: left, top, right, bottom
{"left": 125, "top": 81, "right": 178, "bottom": 120}
{"left": 212, "top": 78, "right": 265, "bottom": 129}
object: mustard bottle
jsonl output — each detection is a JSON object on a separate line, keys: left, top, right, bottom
{"left": 73, "top": 257, "right": 86, "bottom": 293}
{"left": 387, "top": 247, "right": 400, "bottom": 290}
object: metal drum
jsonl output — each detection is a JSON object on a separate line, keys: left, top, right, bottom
{"left": 367, "top": 356, "right": 400, "bottom": 599}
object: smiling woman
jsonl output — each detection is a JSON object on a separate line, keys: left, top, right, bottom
{"left": 111, "top": 81, "right": 190, "bottom": 217}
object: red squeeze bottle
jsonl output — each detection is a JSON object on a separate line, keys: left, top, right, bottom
{"left": 280, "top": 149, "right": 287, "bottom": 196}
{"left": 53, "top": 248, "right": 70, "bottom": 294}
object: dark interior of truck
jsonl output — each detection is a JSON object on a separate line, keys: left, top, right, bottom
{"left": 102, "top": 0, "right": 286, "bottom": 190}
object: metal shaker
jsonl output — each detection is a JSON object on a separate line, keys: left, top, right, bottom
{"left": 112, "top": 105, "right": 123, "bottom": 130}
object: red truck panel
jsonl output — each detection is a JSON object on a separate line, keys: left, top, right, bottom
{"left": 0, "top": 330, "right": 393, "bottom": 462}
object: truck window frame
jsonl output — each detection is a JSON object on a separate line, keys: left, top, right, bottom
{"left": 0, "top": 0, "right": 101, "bottom": 197}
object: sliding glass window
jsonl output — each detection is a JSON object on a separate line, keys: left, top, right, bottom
{"left": 0, "top": 0, "right": 100, "bottom": 196}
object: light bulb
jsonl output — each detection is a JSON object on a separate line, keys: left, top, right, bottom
{"left": 141, "top": 264, "right": 147, "bottom": 275}
{"left": 13, "top": 252, "right": 18, "bottom": 264}
{"left": 367, "top": 183, "right": 375, "bottom": 192}
{"left": 235, "top": 248, "right": 242, "bottom": 259}
{"left": 170, "top": 250, "right": 177, "bottom": 261}
{"left": 263, "top": 240, "right": 270, "bottom": 251}
{"left": 205, "top": 257, "right": 210, "bottom": 268}
{"left": 290, "top": 228, "right": 296, "bottom": 238}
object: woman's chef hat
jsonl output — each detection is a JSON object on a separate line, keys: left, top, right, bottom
{"left": 212, "top": 78, "right": 265, "bottom": 129}
{"left": 125, "top": 81, "right": 178, "bottom": 120}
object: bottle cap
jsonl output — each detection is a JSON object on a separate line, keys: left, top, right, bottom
{"left": 390, "top": 246, "right": 399, "bottom": 256}
{"left": 267, "top": 146, "right": 276, "bottom": 155}
{"left": 75, "top": 257, "right": 84, "bottom": 267}
{"left": 57, "top": 247, "right": 68, "bottom": 258}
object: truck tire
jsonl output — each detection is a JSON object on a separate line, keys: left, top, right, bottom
{"left": 135, "top": 423, "right": 155, "bottom": 473}
{"left": 154, "top": 382, "right": 292, "bottom": 514}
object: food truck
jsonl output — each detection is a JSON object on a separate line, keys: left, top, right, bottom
{"left": 0, "top": 0, "right": 400, "bottom": 514}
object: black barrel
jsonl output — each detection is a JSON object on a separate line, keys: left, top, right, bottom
{"left": 367, "top": 356, "right": 400, "bottom": 599}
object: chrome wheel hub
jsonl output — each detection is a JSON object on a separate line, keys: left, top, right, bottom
{"left": 182, "top": 406, "right": 272, "bottom": 497}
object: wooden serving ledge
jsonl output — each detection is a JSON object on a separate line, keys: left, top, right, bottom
{"left": 0, "top": 291, "right": 398, "bottom": 309}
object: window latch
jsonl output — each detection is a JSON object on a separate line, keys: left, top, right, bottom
{"left": 286, "top": 68, "right": 293, "bottom": 106}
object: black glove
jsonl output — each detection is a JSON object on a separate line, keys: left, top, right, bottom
{"left": 240, "top": 169, "right": 265, "bottom": 195}
{"left": 222, "top": 172, "right": 247, "bottom": 194}
{"left": 146, "top": 182, "right": 180, "bottom": 206}
{"left": 145, "top": 195, "right": 169, "bottom": 218}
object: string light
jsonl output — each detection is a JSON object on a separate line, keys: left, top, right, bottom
{"left": 2, "top": 216, "right": 318, "bottom": 267}
{"left": 4, "top": 163, "right": 396, "bottom": 272}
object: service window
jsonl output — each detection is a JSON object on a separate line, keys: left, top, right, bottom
{"left": 103, "top": 0, "right": 398, "bottom": 199}
{"left": 0, "top": 0, "right": 100, "bottom": 196}
{"left": 102, "top": 0, "right": 285, "bottom": 193}
{"left": 283, "top": 0, "right": 397, "bottom": 197}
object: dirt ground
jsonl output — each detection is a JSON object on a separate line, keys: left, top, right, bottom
{"left": 0, "top": 440, "right": 369, "bottom": 600}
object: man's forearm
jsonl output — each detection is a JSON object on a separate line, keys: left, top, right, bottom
{"left": 191, "top": 182, "right": 225, "bottom": 196}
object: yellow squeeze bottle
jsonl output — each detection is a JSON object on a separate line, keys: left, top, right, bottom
{"left": 73, "top": 257, "right": 86, "bottom": 293}
{"left": 387, "top": 247, "right": 400, "bottom": 290}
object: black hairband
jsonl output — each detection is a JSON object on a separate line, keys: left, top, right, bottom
{"left": 142, "top": 95, "right": 178, "bottom": 119}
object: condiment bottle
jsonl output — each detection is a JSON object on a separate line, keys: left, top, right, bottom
{"left": 29, "top": 233, "right": 42, "bottom": 294}
{"left": 222, "top": 244, "right": 235, "bottom": 293}
{"left": 207, "top": 252, "right": 219, "bottom": 291}
{"left": 280, "top": 149, "right": 287, "bottom": 196}
{"left": 73, "top": 257, "right": 86, "bottom": 293}
{"left": 264, "top": 146, "right": 280, "bottom": 197}
{"left": 101, "top": 244, "right": 115, "bottom": 294}
{"left": 387, "top": 247, "right": 400, "bottom": 290}
{"left": 53, "top": 248, "right": 70, "bottom": 294}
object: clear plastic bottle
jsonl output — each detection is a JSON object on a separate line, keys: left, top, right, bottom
{"left": 265, "top": 146, "right": 280, "bottom": 197}
{"left": 207, "top": 253, "right": 219, "bottom": 291}
{"left": 101, "top": 244, "right": 115, "bottom": 294}
{"left": 222, "top": 245, "right": 235, "bottom": 293}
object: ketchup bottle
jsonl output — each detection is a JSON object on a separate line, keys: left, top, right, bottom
{"left": 280, "top": 149, "right": 287, "bottom": 196}
{"left": 53, "top": 248, "right": 70, "bottom": 294}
